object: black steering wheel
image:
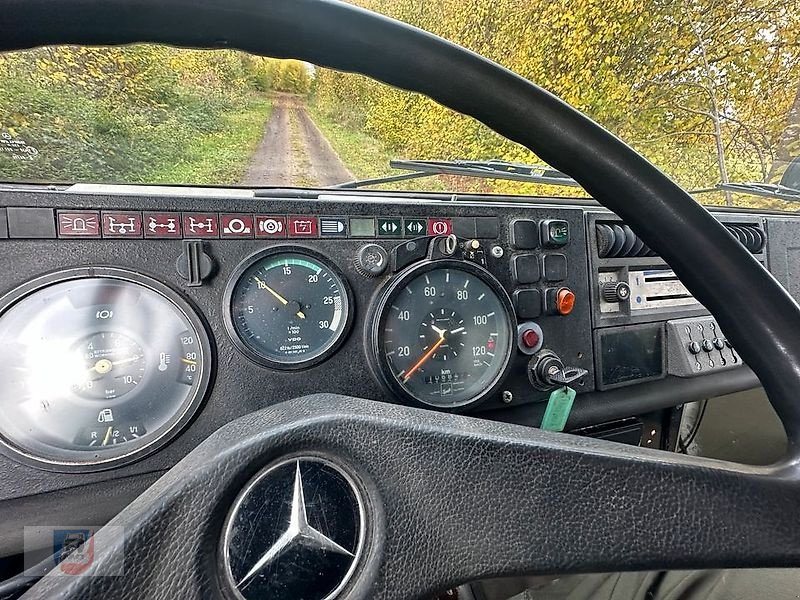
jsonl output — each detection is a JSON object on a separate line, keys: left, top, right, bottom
{"left": 5, "top": 0, "right": 800, "bottom": 598}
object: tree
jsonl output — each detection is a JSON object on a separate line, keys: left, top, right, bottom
{"left": 311, "top": 0, "right": 800, "bottom": 202}
{"left": 769, "top": 83, "right": 800, "bottom": 182}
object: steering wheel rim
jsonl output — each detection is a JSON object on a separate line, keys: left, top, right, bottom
{"left": 4, "top": 0, "right": 800, "bottom": 598}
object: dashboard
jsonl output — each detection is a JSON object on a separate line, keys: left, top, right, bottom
{"left": 0, "top": 184, "right": 795, "bottom": 555}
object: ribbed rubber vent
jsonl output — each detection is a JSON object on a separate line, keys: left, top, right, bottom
{"left": 724, "top": 223, "right": 766, "bottom": 253}
{"left": 596, "top": 221, "right": 765, "bottom": 258}
{"left": 595, "top": 223, "right": 657, "bottom": 258}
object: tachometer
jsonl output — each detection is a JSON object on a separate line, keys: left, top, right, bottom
{"left": 225, "top": 248, "right": 353, "bottom": 369}
{"left": 0, "top": 269, "right": 212, "bottom": 470}
{"left": 370, "top": 261, "right": 515, "bottom": 408}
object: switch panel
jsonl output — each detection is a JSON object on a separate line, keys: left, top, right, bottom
{"left": 666, "top": 317, "right": 742, "bottom": 377}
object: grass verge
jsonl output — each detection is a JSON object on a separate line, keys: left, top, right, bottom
{"left": 307, "top": 103, "right": 449, "bottom": 192}
{"left": 152, "top": 95, "right": 272, "bottom": 185}
{"left": 307, "top": 103, "right": 394, "bottom": 180}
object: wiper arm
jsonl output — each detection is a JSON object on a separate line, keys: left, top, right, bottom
{"left": 333, "top": 159, "right": 581, "bottom": 190}
{"left": 690, "top": 182, "right": 800, "bottom": 204}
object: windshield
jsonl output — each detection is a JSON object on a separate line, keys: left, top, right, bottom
{"left": 0, "top": 0, "right": 798, "bottom": 210}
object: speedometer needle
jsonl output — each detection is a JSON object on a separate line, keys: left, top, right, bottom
{"left": 253, "top": 276, "right": 306, "bottom": 319}
{"left": 403, "top": 335, "right": 446, "bottom": 383}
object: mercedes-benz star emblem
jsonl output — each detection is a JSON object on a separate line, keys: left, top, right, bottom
{"left": 222, "top": 457, "right": 366, "bottom": 600}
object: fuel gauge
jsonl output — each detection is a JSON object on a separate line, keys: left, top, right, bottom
{"left": 0, "top": 269, "right": 212, "bottom": 471}
{"left": 76, "top": 422, "right": 147, "bottom": 447}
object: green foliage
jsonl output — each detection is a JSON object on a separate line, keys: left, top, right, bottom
{"left": 246, "top": 58, "right": 313, "bottom": 95}
{"left": 311, "top": 0, "right": 800, "bottom": 205}
{"left": 0, "top": 46, "right": 270, "bottom": 184}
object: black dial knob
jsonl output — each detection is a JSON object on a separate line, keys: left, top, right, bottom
{"left": 688, "top": 341, "right": 701, "bottom": 355}
{"left": 601, "top": 281, "right": 631, "bottom": 303}
{"left": 701, "top": 339, "right": 714, "bottom": 352}
{"left": 713, "top": 337, "right": 725, "bottom": 350}
{"left": 354, "top": 244, "right": 389, "bottom": 278}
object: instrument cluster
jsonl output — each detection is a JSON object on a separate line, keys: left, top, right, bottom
{"left": 0, "top": 244, "right": 518, "bottom": 470}
{"left": 0, "top": 201, "right": 591, "bottom": 473}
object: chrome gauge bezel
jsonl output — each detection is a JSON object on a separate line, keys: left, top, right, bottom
{"left": 0, "top": 267, "right": 214, "bottom": 473}
{"left": 369, "top": 259, "right": 516, "bottom": 410}
{"left": 223, "top": 246, "right": 355, "bottom": 371}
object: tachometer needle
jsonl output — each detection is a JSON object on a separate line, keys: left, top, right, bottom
{"left": 253, "top": 276, "right": 306, "bottom": 319}
{"left": 403, "top": 335, "right": 446, "bottom": 383}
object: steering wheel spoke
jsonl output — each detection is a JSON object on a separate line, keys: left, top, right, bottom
{"left": 21, "top": 396, "right": 800, "bottom": 600}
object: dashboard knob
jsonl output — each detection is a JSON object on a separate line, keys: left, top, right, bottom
{"left": 713, "top": 337, "right": 725, "bottom": 350}
{"left": 701, "top": 339, "right": 714, "bottom": 352}
{"left": 601, "top": 281, "right": 631, "bottom": 303}
{"left": 354, "top": 244, "right": 389, "bottom": 278}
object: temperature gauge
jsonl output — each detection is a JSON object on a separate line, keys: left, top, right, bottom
{"left": 0, "top": 269, "right": 212, "bottom": 470}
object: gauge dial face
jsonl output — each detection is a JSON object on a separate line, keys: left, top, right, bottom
{"left": 0, "top": 273, "right": 210, "bottom": 469}
{"left": 227, "top": 250, "right": 352, "bottom": 368}
{"left": 73, "top": 332, "right": 146, "bottom": 400}
{"left": 374, "top": 262, "right": 515, "bottom": 408}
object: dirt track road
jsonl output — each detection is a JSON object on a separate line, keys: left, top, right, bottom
{"left": 241, "top": 94, "right": 353, "bottom": 187}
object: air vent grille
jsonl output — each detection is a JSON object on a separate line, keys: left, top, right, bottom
{"left": 596, "top": 221, "right": 765, "bottom": 258}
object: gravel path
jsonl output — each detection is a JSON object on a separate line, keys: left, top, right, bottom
{"left": 241, "top": 93, "right": 352, "bottom": 187}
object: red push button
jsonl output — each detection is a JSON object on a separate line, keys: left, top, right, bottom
{"left": 182, "top": 213, "right": 219, "bottom": 238}
{"left": 220, "top": 214, "right": 254, "bottom": 238}
{"left": 57, "top": 211, "right": 100, "bottom": 238}
{"left": 522, "top": 328, "right": 540, "bottom": 349}
{"left": 288, "top": 216, "right": 318, "bottom": 237}
{"left": 144, "top": 212, "right": 182, "bottom": 238}
{"left": 102, "top": 211, "right": 142, "bottom": 238}
{"left": 254, "top": 216, "right": 287, "bottom": 238}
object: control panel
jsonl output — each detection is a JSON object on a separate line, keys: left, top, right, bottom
{"left": 509, "top": 218, "right": 574, "bottom": 319}
{"left": 0, "top": 184, "right": 792, "bottom": 554}
{"left": 666, "top": 317, "right": 741, "bottom": 377}
{"left": 582, "top": 210, "right": 762, "bottom": 388}
{"left": 586, "top": 211, "right": 768, "bottom": 329}
{"left": 0, "top": 207, "right": 468, "bottom": 241}
{"left": 0, "top": 198, "right": 594, "bottom": 416}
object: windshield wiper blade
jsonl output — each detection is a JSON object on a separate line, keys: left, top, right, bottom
{"left": 333, "top": 159, "right": 581, "bottom": 190}
{"left": 691, "top": 182, "right": 800, "bottom": 204}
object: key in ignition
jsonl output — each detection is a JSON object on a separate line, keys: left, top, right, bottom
{"left": 528, "top": 349, "right": 587, "bottom": 391}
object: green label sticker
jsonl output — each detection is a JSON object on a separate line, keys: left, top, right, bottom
{"left": 541, "top": 386, "right": 576, "bottom": 432}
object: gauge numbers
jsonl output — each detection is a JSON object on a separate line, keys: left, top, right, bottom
{"left": 227, "top": 250, "right": 352, "bottom": 369}
{"left": 73, "top": 332, "right": 146, "bottom": 400}
{"left": 375, "top": 262, "right": 514, "bottom": 408}
{"left": 0, "top": 271, "right": 211, "bottom": 469}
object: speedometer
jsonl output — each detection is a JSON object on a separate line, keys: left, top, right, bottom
{"left": 370, "top": 261, "right": 515, "bottom": 409}
{"left": 225, "top": 248, "right": 353, "bottom": 369}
